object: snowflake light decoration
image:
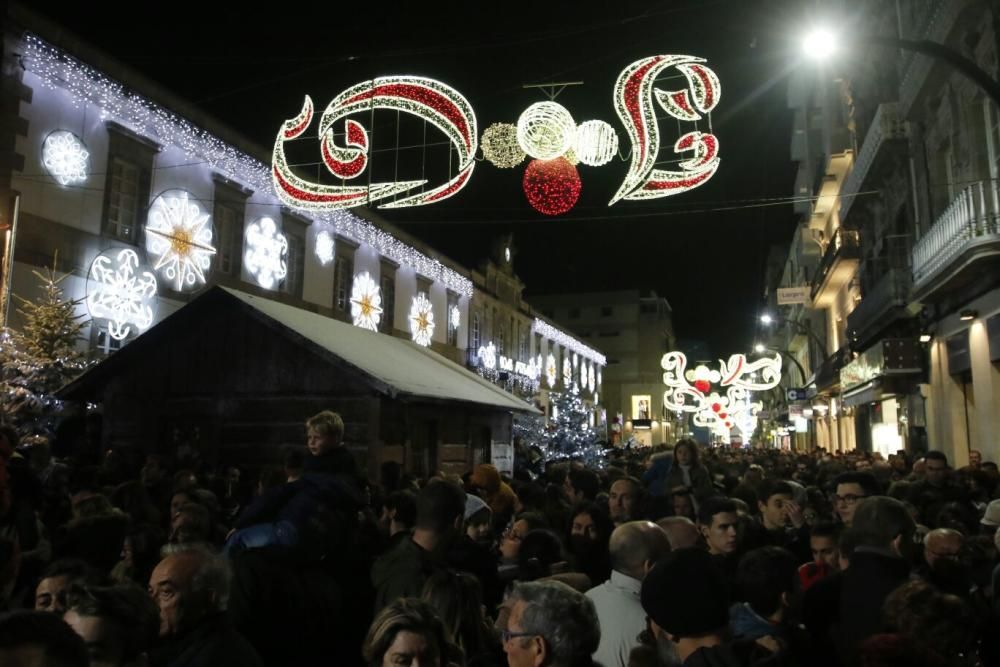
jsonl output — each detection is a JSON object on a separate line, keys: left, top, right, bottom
{"left": 86, "top": 248, "right": 157, "bottom": 341}
{"left": 244, "top": 217, "right": 288, "bottom": 290}
{"left": 546, "top": 353, "right": 557, "bottom": 388}
{"left": 479, "top": 341, "right": 497, "bottom": 370}
{"left": 42, "top": 130, "right": 89, "bottom": 186}
{"left": 517, "top": 102, "right": 576, "bottom": 160}
{"left": 574, "top": 120, "right": 619, "bottom": 167}
{"left": 409, "top": 293, "right": 435, "bottom": 346}
{"left": 145, "top": 190, "right": 216, "bottom": 292}
{"left": 315, "top": 230, "right": 335, "bottom": 266}
{"left": 562, "top": 357, "right": 573, "bottom": 387}
{"left": 481, "top": 123, "right": 525, "bottom": 168}
{"left": 350, "top": 271, "right": 383, "bottom": 331}
{"left": 588, "top": 364, "right": 596, "bottom": 393}
{"left": 449, "top": 304, "right": 461, "bottom": 330}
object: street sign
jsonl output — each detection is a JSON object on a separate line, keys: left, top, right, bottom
{"left": 786, "top": 387, "right": 809, "bottom": 401}
{"left": 777, "top": 286, "right": 811, "bottom": 305}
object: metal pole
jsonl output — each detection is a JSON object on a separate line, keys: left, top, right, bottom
{"left": 1, "top": 195, "right": 21, "bottom": 328}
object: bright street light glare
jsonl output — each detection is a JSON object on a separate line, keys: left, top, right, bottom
{"left": 760, "top": 314, "right": 773, "bottom": 325}
{"left": 754, "top": 343, "right": 766, "bottom": 353}
{"left": 802, "top": 28, "right": 838, "bottom": 60}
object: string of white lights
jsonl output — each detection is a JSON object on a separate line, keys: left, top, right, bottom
{"left": 532, "top": 319, "right": 606, "bottom": 366}
{"left": 22, "top": 34, "right": 474, "bottom": 299}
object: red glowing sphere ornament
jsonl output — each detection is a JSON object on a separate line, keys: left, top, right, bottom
{"left": 523, "top": 157, "right": 581, "bottom": 215}
{"left": 694, "top": 379, "right": 711, "bottom": 393}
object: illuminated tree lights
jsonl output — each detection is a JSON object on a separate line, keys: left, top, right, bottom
{"left": 409, "top": 293, "right": 435, "bottom": 346}
{"left": 244, "top": 217, "right": 288, "bottom": 290}
{"left": 144, "top": 190, "right": 216, "bottom": 292}
{"left": 350, "top": 271, "right": 383, "bottom": 331}
{"left": 574, "top": 120, "right": 619, "bottom": 167}
{"left": 481, "top": 123, "right": 525, "bottom": 168}
{"left": 516, "top": 102, "right": 576, "bottom": 160}
{"left": 532, "top": 318, "right": 606, "bottom": 366}
{"left": 86, "top": 249, "right": 157, "bottom": 341}
{"left": 41, "top": 130, "right": 89, "bottom": 186}
{"left": 314, "top": 230, "right": 335, "bottom": 266}
{"left": 523, "top": 158, "right": 581, "bottom": 216}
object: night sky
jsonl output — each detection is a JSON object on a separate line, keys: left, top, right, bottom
{"left": 32, "top": 0, "right": 806, "bottom": 356}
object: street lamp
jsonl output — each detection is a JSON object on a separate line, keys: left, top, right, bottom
{"left": 760, "top": 313, "right": 773, "bottom": 325}
{"left": 800, "top": 25, "right": 1000, "bottom": 109}
{"left": 754, "top": 342, "right": 766, "bottom": 354}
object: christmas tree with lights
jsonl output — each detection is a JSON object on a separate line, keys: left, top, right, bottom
{"left": 541, "top": 390, "right": 603, "bottom": 465}
{"left": 0, "top": 257, "right": 88, "bottom": 437}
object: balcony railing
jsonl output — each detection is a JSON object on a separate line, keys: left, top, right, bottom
{"left": 912, "top": 180, "right": 1000, "bottom": 291}
{"left": 811, "top": 228, "right": 861, "bottom": 301}
{"left": 839, "top": 103, "right": 907, "bottom": 223}
{"left": 847, "top": 267, "right": 912, "bottom": 348}
{"left": 899, "top": 0, "right": 976, "bottom": 116}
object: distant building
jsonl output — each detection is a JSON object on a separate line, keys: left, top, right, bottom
{"left": 530, "top": 290, "right": 675, "bottom": 446}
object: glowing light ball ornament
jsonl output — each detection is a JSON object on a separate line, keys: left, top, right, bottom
{"left": 350, "top": 271, "right": 383, "bottom": 331}
{"left": 42, "top": 130, "right": 89, "bottom": 186}
{"left": 145, "top": 190, "right": 216, "bottom": 292}
{"left": 315, "top": 230, "right": 335, "bottom": 266}
{"left": 516, "top": 101, "right": 576, "bottom": 160}
{"left": 523, "top": 157, "right": 581, "bottom": 216}
{"left": 574, "top": 120, "right": 618, "bottom": 167}
{"left": 244, "top": 217, "right": 288, "bottom": 290}
{"left": 481, "top": 123, "right": 525, "bottom": 168}
{"left": 86, "top": 248, "right": 157, "bottom": 341}
{"left": 409, "top": 293, "right": 435, "bottom": 346}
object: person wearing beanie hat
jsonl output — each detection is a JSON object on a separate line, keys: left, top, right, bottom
{"left": 464, "top": 494, "right": 493, "bottom": 546}
{"left": 469, "top": 464, "right": 518, "bottom": 530}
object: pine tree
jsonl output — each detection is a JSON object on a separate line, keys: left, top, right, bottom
{"left": 0, "top": 256, "right": 88, "bottom": 437}
{"left": 540, "top": 390, "right": 603, "bottom": 465}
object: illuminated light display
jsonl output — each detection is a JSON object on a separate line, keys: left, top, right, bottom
{"left": 662, "top": 351, "right": 781, "bottom": 419}
{"left": 478, "top": 342, "right": 497, "bottom": 370}
{"left": 350, "top": 271, "right": 383, "bottom": 331}
{"left": 41, "top": 130, "right": 89, "bottom": 186}
{"left": 523, "top": 157, "right": 581, "bottom": 216}
{"left": 481, "top": 122, "right": 525, "bottom": 168}
{"left": 516, "top": 101, "right": 576, "bottom": 160}
{"left": 449, "top": 304, "right": 461, "bottom": 330}
{"left": 562, "top": 357, "right": 573, "bottom": 388}
{"left": 409, "top": 293, "right": 435, "bottom": 347}
{"left": 574, "top": 120, "right": 619, "bottom": 167}
{"left": 244, "top": 217, "right": 288, "bottom": 290}
{"left": 86, "top": 248, "right": 157, "bottom": 341}
{"left": 532, "top": 319, "right": 606, "bottom": 366}
{"left": 22, "top": 35, "right": 474, "bottom": 299}
{"left": 315, "top": 230, "right": 335, "bottom": 266}
{"left": 588, "top": 364, "right": 596, "bottom": 393}
{"left": 145, "top": 190, "right": 216, "bottom": 292}
{"left": 546, "top": 354, "right": 557, "bottom": 388}
{"left": 610, "top": 55, "right": 721, "bottom": 205}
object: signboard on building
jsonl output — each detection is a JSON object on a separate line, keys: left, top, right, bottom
{"left": 491, "top": 442, "right": 514, "bottom": 475}
{"left": 777, "top": 286, "right": 811, "bottom": 305}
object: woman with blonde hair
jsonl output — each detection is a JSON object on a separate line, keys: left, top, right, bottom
{"left": 363, "top": 598, "right": 456, "bottom": 667}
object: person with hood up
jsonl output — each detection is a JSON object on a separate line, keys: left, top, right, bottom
{"left": 469, "top": 464, "right": 518, "bottom": 531}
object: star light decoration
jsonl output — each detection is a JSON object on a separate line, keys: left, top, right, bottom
{"left": 662, "top": 351, "right": 781, "bottom": 435}
{"left": 546, "top": 354, "right": 557, "bottom": 388}
{"left": 22, "top": 34, "right": 475, "bottom": 298}
{"left": 85, "top": 248, "right": 157, "bottom": 341}
{"left": 481, "top": 123, "right": 525, "bottom": 168}
{"left": 244, "top": 217, "right": 288, "bottom": 290}
{"left": 409, "top": 293, "right": 435, "bottom": 347}
{"left": 144, "top": 190, "right": 216, "bottom": 292}
{"left": 315, "top": 230, "right": 335, "bottom": 266}
{"left": 516, "top": 102, "right": 576, "bottom": 160}
{"left": 42, "top": 130, "right": 89, "bottom": 186}
{"left": 350, "top": 271, "right": 383, "bottom": 331}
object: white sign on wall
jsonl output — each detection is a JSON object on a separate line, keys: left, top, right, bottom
{"left": 777, "top": 286, "right": 811, "bottom": 305}
{"left": 491, "top": 442, "right": 514, "bottom": 475}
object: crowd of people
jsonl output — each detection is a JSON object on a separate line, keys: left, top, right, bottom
{"left": 0, "top": 410, "right": 998, "bottom": 667}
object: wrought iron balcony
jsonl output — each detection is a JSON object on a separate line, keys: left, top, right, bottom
{"left": 839, "top": 103, "right": 908, "bottom": 223}
{"left": 847, "top": 267, "right": 913, "bottom": 349}
{"left": 911, "top": 180, "right": 1000, "bottom": 300}
{"left": 811, "top": 228, "right": 861, "bottom": 306}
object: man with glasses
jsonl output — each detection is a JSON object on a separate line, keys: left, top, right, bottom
{"left": 502, "top": 580, "right": 599, "bottom": 667}
{"left": 832, "top": 472, "right": 880, "bottom": 527}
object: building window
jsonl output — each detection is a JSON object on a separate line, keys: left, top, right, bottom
{"left": 94, "top": 327, "right": 124, "bottom": 357}
{"left": 447, "top": 293, "right": 459, "bottom": 346}
{"left": 283, "top": 232, "right": 305, "bottom": 298}
{"left": 471, "top": 312, "right": 481, "bottom": 350}
{"left": 601, "top": 306, "right": 613, "bottom": 317}
{"left": 498, "top": 326, "right": 505, "bottom": 356}
{"left": 380, "top": 272, "right": 396, "bottom": 332}
{"left": 214, "top": 203, "right": 242, "bottom": 276}
{"left": 106, "top": 157, "right": 139, "bottom": 241}
{"left": 520, "top": 332, "right": 528, "bottom": 360}
{"left": 568, "top": 308, "right": 581, "bottom": 319}
{"left": 334, "top": 256, "right": 350, "bottom": 311}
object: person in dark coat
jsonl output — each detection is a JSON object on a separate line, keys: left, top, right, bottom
{"left": 147, "top": 545, "right": 262, "bottom": 667}
{"left": 803, "top": 496, "right": 916, "bottom": 667}
{"left": 665, "top": 440, "right": 715, "bottom": 503}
